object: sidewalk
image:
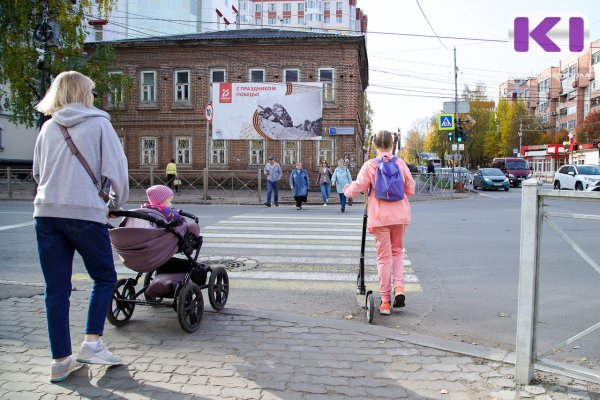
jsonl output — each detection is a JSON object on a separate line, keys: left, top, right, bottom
{"left": 0, "top": 291, "right": 597, "bottom": 399}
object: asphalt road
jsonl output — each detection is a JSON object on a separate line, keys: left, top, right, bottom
{"left": 0, "top": 188, "right": 598, "bottom": 369}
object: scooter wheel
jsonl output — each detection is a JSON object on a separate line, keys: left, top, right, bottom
{"left": 366, "top": 292, "right": 375, "bottom": 324}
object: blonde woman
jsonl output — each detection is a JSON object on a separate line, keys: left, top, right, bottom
{"left": 34, "top": 71, "right": 129, "bottom": 382}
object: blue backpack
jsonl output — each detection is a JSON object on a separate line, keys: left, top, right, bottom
{"left": 371, "top": 155, "right": 405, "bottom": 201}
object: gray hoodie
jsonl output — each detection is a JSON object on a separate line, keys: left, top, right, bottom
{"left": 33, "top": 103, "right": 129, "bottom": 224}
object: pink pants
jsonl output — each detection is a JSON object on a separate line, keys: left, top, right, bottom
{"left": 371, "top": 224, "right": 406, "bottom": 302}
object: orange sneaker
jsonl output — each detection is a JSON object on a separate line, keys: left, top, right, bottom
{"left": 393, "top": 287, "right": 406, "bottom": 308}
{"left": 379, "top": 301, "right": 391, "bottom": 315}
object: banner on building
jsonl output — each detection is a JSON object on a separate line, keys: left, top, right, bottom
{"left": 212, "top": 82, "right": 323, "bottom": 140}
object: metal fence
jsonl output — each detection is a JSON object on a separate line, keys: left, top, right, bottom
{"left": 412, "top": 172, "right": 471, "bottom": 195}
{"left": 516, "top": 179, "right": 600, "bottom": 384}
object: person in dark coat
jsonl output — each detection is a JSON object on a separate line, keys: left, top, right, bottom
{"left": 289, "top": 162, "right": 310, "bottom": 210}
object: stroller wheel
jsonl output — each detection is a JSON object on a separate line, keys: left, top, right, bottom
{"left": 208, "top": 267, "right": 229, "bottom": 311}
{"left": 177, "top": 283, "right": 204, "bottom": 333}
{"left": 107, "top": 278, "right": 136, "bottom": 327}
{"left": 143, "top": 271, "right": 163, "bottom": 304}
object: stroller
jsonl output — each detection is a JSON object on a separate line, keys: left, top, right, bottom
{"left": 107, "top": 208, "right": 229, "bottom": 333}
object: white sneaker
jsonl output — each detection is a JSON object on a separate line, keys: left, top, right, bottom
{"left": 323, "top": 203, "right": 327, "bottom": 206}
{"left": 50, "top": 355, "right": 83, "bottom": 383}
{"left": 77, "top": 340, "right": 123, "bottom": 365}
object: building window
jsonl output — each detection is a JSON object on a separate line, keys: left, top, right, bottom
{"left": 256, "top": 17, "right": 263, "bottom": 25}
{"left": 140, "top": 71, "right": 156, "bottom": 104}
{"left": 298, "top": 2, "right": 304, "bottom": 11}
{"left": 249, "top": 69, "right": 265, "bottom": 82}
{"left": 336, "top": 16, "right": 342, "bottom": 23}
{"left": 174, "top": 70, "right": 190, "bottom": 102}
{"left": 94, "top": 25, "right": 103, "bottom": 41}
{"left": 283, "top": 3, "right": 292, "bottom": 11}
{"left": 249, "top": 140, "right": 266, "bottom": 165}
{"left": 567, "top": 105, "right": 576, "bottom": 115}
{"left": 175, "top": 137, "right": 192, "bottom": 164}
{"left": 255, "top": 3, "right": 262, "bottom": 12}
{"left": 283, "top": 17, "right": 291, "bottom": 24}
{"left": 324, "top": 16, "right": 330, "bottom": 23}
{"left": 336, "top": 1, "right": 342, "bottom": 10}
{"left": 318, "top": 67, "right": 335, "bottom": 102}
{"left": 268, "top": 3, "right": 277, "bottom": 11}
{"left": 211, "top": 139, "right": 226, "bottom": 164}
{"left": 282, "top": 140, "right": 300, "bottom": 165}
{"left": 284, "top": 68, "right": 300, "bottom": 82}
{"left": 318, "top": 138, "right": 334, "bottom": 165}
{"left": 107, "top": 71, "right": 124, "bottom": 107}
{"left": 140, "top": 137, "right": 157, "bottom": 165}
{"left": 324, "top": 1, "right": 330, "bottom": 10}
{"left": 298, "top": 16, "right": 304, "bottom": 24}
{"left": 567, "top": 120, "right": 576, "bottom": 130}
{"left": 592, "top": 51, "right": 600, "bottom": 65}
{"left": 268, "top": 17, "right": 277, "bottom": 24}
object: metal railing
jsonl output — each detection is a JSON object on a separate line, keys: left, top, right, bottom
{"left": 412, "top": 172, "right": 470, "bottom": 195}
{"left": 515, "top": 179, "right": 600, "bottom": 384}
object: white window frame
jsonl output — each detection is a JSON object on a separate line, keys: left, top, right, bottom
{"left": 211, "top": 139, "right": 227, "bottom": 165}
{"left": 318, "top": 67, "right": 335, "bottom": 102}
{"left": 268, "top": 3, "right": 277, "bottom": 11}
{"left": 140, "top": 137, "right": 157, "bottom": 166}
{"left": 175, "top": 136, "right": 192, "bottom": 165}
{"left": 298, "top": 16, "right": 304, "bottom": 24}
{"left": 268, "top": 17, "right": 277, "bottom": 24}
{"left": 284, "top": 68, "right": 300, "bottom": 82}
{"left": 107, "top": 71, "right": 124, "bottom": 107}
{"left": 283, "top": 17, "right": 291, "bottom": 24}
{"left": 255, "top": 3, "right": 262, "bottom": 12}
{"left": 282, "top": 140, "right": 301, "bottom": 165}
{"left": 298, "top": 2, "right": 305, "bottom": 11}
{"left": 336, "top": 1, "right": 342, "bottom": 10}
{"left": 249, "top": 140, "right": 266, "bottom": 165}
{"left": 283, "top": 3, "right": 292, "bottom": 11}
{"left": 317, "top": 138, "right": 334, "bottom": 166}
{"left": 324, "top": 16, "right": 330, "bottom": 23}
{"left": 336, "top": 16, "right": 342, "bottom": 24}
{"left": 140, "top": 71, "right": 156, "bottom": 104}
{"left": 94, "top": 25, "right": 103, "bottom": 41}
{"left": 324, "top": 2, "right": 330, "bottom": 10}
{"left": 249, "top": 68, "right": 266, "bottom": 83}
{"left": 174, "top": 70, "right": 190, "bottom": 102}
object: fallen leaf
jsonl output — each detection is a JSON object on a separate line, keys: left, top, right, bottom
{"left": 440, "top": 389, "right": 449, "bottom": 394}
{"left": 377, "top": 339, "right": 386, "bottom": 344}
{"left": 345, "top": 315, "right": 354, "bottom": 320}
{"left": 225, "top": 354, "right": 237, "bottom": 359}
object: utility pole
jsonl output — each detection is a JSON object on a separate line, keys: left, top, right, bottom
{"left": 519, "top": 120, "right": 523, "bottom": 157}
{"left": 453, "top": 47, "right": 459, "bottom": 189}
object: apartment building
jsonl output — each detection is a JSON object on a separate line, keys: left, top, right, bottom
{"left": 100, "top": 28, "right": 369, "bottom": 174}
{"left": 499, "top": 38, "right": 600, "bottom": 136}
{"left": 85, "top": 0, "right": 237, "bottom": 41}
{"left": 235, "top": 0, "right": 366, "bottom": 34}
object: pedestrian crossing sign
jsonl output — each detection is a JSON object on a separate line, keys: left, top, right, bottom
{"left": 438, "top": 114, "right": 454, "bottom": 131}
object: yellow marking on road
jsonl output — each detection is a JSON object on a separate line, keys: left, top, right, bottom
{"left": 230, "top": 279, "right": 423, "bottom": 293}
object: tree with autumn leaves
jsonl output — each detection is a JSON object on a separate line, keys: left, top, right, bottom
{"left": 576, "top": 110, "right": 600, "bottom": 143}
{"left": 0, "top": 0, "right": 131, "bottom": 127}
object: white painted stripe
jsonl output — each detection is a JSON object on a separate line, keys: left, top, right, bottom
{"left": 203, "top": 226, "right": 370, "bottom": 234}
{"left": 225, "top": 270, "right": 420, "bottom": 283}
{"left": 203, "top": 233, "right": 368, "bottom": 240}
{"left": 0, "top": 212, "right": 34, "bottom": 215}
{"left": 203, "top": 242, "right": 374, "bottom": 251}
{"left": 231, "top": 215, "right": 362, "bottom": 221}
{"left": 219, "top": 220, "right": 361, "bottom": 226}
{"left": 0, "top": 221, "right": 34, "bottom": 231}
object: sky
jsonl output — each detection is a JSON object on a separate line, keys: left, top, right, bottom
{"left": 359, "top": 0, "right": 600, "bottom": 140}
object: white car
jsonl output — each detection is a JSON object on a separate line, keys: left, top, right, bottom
{"left": 553, "top": 164, "right": 600, "bottom": 191}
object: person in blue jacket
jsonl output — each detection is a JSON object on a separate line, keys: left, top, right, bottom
{"left": 331, "top": 159, "right": 353, "bottom": 213}
{"left": 289, "top": 162, "right": 310, "bottom": 210}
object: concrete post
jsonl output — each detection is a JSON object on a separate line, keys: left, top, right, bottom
{"left": 515, "top": 179, "right": 543, "bottom": 384}
{"left": 7, "top": 168, "right": 12, "bottom": 199}
{"left": 258, "top": 169, "right": 262, "bottom": 203}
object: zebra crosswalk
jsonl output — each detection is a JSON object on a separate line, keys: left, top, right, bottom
{"left": 199, "top": 211, "right": 423, "bottom": 293}
{"left": 112, "top": 209, "right": 423, "bottom": 293}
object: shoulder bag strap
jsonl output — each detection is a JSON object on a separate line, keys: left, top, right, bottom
{"left": 58, "top": 124, "right": 110, "bottom": 203}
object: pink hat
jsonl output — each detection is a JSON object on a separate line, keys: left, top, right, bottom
{"left": 146, "top": 185, "right": 173, "bottom": 205}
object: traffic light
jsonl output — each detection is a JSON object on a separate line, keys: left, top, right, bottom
{"left": 456, "top": 127, "right": 464, "bottom": 143}
{"left": 447, "top": 131, "right": 453, "bottom": 142}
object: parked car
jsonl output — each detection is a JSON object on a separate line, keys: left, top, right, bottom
{"left": 472, "top": 168, "right": 510, "bottom": 191}
{"left": 586, "top": 180, "right": 600, "bottom": 192}
{"left": 553, "top": 164, "right": 600, "bottom": 191}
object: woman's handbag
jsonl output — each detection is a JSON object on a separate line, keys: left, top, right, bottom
{"left": 58, "top": 124, "right": 110, "bottom": 203}
{"left": 173, "top": 178, "right": 182, "bottom": 186}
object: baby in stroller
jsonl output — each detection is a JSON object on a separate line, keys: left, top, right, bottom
{"left": 107, "top": 185, "right": 229, "bottom": 333}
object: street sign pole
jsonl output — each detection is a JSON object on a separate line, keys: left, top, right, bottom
{"left": 204, "top": 96, "right": 213, "bottom": 200}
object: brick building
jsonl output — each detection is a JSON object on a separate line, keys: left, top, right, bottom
{"left": 101, "top": 29, "right": 369, "bottom": 176}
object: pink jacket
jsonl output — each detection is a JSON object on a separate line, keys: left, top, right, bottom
{"left": 344, "top": 152, "right": 416, "bottom": 232}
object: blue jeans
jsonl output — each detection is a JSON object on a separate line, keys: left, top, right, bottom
{"left": 266, "top": 180, "right": 279, "bottom": 205}
{"left": 338, "top": 193, "right": 347, "bottom": 209}
{"left": 35, "top": 217, "right": 117, "bottom": 359}
{"left": 320, "top": 183, "right": 331, "bottom": 203}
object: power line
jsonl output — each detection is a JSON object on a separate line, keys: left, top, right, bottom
{"left": 414, "top": 0, "right": 449, "bottom": 50}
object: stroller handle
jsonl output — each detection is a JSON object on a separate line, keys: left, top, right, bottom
{"left": 109, "top": 210, "right": 169, "bottom": 228}
{"left": 178, "top": 210, "right": 199, "bottom": 223}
